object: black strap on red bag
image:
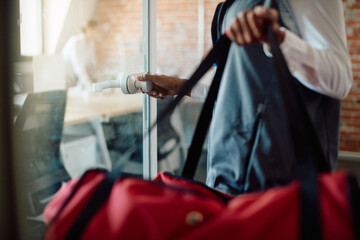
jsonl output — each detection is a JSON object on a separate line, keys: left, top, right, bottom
{"left": 181, "top": 0, "right": 323, "bottom": 239}
{"left": 157, "top": 1, "right": 325, "bottom": 237}
{"left": 58, "top": 34, "right": 232, "bottom": 240}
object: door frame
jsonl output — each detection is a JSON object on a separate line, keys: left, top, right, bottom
{"left": 142, "top": 0, "right": 158, "bottom": 180}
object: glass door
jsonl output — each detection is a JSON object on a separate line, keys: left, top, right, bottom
{"left": 13, "top": 0, "right": 151, "bottom": 237}
{"left": 143, "top": 0, "right": 158, "bottom": 180}
{"left": 154, "top": 0, "right": 220, "bottom": 181}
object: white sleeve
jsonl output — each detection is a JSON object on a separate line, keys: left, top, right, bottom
{"left": 278, "top": 0, "right": 352, "bottom": 99}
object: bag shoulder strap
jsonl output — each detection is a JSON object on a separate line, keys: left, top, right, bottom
{"left": 65, "top": 171, "right": 141, "bottom": 239}
{"left": 181, "top": 36, "right": 231, "bottom": 178}
{"left": 211, "top": 0, "right": 235, "bottom": 46}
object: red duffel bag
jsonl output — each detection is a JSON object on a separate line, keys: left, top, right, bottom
{"left": 44, "top": 170, "right": 231, "bottom": 239}
{"left": 43, "top": 169, "right": 359, "bottom": 240}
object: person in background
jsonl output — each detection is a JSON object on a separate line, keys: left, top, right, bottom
{"left": 61, "top": 19, "right": 99, "bottom": 92}
{"left": 138, "top": 0, "right": 352, "bottom": 195}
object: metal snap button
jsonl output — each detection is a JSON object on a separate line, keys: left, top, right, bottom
{"left": 185, "top": 211, "right": 204, "bottom": 226}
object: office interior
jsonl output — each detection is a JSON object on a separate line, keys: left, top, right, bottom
{"left": 0, "top": 0, "right": 359, "bottom": 239}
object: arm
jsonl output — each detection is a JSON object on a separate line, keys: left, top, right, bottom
{"left": 138, "top": 74, "right": 210, "bottom": 101}
{"left": 279, "top": 0, "right": 352, "bottom": 99}
{"left": 225, "top": 0, "right": 352, "bottom": 99}
{"left": 137, "top": 74, "right": 188, "bottom": 99}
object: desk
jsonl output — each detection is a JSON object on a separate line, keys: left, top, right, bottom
{"left": 14, "top": 91, "right": 143, "bottom": 125}
{"left": 14, "top": 91, "right": 144, "bottom": 175}
{"left": 63, "top": 91, "right": 143, "bottom": 172}
{"left": 65, "top": 91, "right": 143, "bottom": 126}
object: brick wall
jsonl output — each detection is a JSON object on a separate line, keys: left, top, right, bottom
{"left": 156, "top": 0, "right": 198, "bottom": 77}
{"left": 96, "top": 0, "right": 220, "bottom": 76}
{"left": 96, "top": 0, "right": 360, "bottom": 152}
{"left": 96, "top": 0, "right": 143, "bottom": 73}
{"left": 342, "top": 0, "right": 360, "bottom": 152}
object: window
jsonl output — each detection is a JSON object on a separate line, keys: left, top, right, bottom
{"left": 13, "top": 0, "right": 151, "bottom": 237}
{"left": 19, "top": 0, "right": 42, "bottom": 56}
{"left": 155, "top": 0, "right": 220, "bottom": 181}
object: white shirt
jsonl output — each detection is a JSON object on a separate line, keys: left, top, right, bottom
{"left": 191, "top": 0, "right": 352, "bottom": 101}
{"left": 61, "top": 33, "right": 97, "bottom": 88}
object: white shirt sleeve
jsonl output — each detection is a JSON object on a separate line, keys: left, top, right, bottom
{"left": 192, "top": 0, "right": 353, "bottom": 101}
{"left": 278, "top": 0, "right": 353, "bottom": 99}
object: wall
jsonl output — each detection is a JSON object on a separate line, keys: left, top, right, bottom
{"left": 96, "top": 0, "right": 220, "bottom": 77}
{"left": 342, "top": 0, "right": 360, "bottom": 152}
{"left": 96, "top": 0, "right": 143, "bottom": 75}
{"left": 95, "top": 0, "right": 360, "bottom": 152}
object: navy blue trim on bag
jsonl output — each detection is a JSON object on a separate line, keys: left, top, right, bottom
{"left": 65, "top": 174, "right": 116, "bottom": 240}
{"left": 65, "top": 170, "right": 141, "bottom": 239}
{"left": 46, "top": 168, "right": 108, "bottom": 228}
{"left": 65, "top": 171, "right": 231, "bottom": 239}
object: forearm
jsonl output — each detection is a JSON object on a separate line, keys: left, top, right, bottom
{"left": 280, "top": 30, "right": 352, "bottom": 99}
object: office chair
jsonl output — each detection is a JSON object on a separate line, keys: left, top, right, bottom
{"left": 157, "top": 96, "right": 185, "bottom": 172}
{"left": 14, "top": 90, "right": 70, "bottom": 217}
{"left": 102, "top": 96, "right": 185, "bottom": 173}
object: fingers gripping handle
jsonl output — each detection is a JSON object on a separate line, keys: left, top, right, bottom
{"left": 125, "top": 73, "right": 153, "bottom": 94}
{"left": 92, "top": 73, "right": 152, "bottom": 94}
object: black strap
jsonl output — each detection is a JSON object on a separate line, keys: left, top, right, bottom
{"left": 211, "top": 2, "right": 224, "bottom": 46}
{"left": 61, "top": 35, "right": 231, "bottom": 237}
{"left": 64, "top": 170, "right": 141, "bottom": 239}
{"left": 267, "top": 18, "right": 322, "bottom": 240}
{"left": 264, "top": 0, "right": 324, "bottom": 238}
{"left": 46, "top": 169, "right": 107, "bottom": 228}
{"left": 150, "top": 35, "right": 232, "bottom": 134}
{"left": 211, "top": 0, "right": 235, "bottom": 47}
{"left": 159, "top": 0, "right": 324, "bottom": 238}
{"left": 62, "top": 36, "right": 231, "bottom": 238}
{"left": 65, "top": 173, "right": 116, "bottom": 239}
{"left": 151, "top": 1, "right": 235, "bottom": 134}
{"left": 181, "top": 36, "right": 231, "bottom": 179}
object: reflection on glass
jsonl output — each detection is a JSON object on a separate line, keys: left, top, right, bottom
{"left": 155, "top": 0, "right": 220, "bottom": 181}
{"left": 13, "top": 0, "right": 144, "bottom": 237}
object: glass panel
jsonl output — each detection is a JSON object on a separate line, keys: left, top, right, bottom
{"left": 19, "top": 0, "right": 42, "bottom": 56}
{"left": 156, "top": 0, "right": 220, "bottom": 182}
{"left": 13, "top": 0, "right": 145, "bottom": 237}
